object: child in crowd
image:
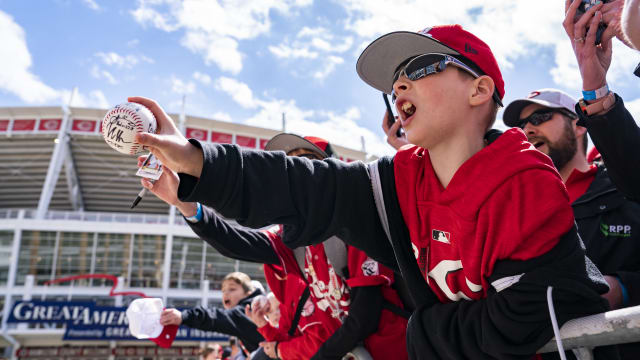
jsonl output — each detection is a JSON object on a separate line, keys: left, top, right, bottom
{"left": 160, "top": 272, "right": 264, "bottom": 355}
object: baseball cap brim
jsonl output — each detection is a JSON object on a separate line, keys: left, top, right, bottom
{"left": 503, "top": 99, "right": 571, "bottom": 127}
{"left": 356, "top": 31, "right": 460, "bottom": 94}
{"left": 150, "top": 324, "right": 179, "bottom": 348}
{"left": 264, "top": 133, "right": 328, "bottom": 158}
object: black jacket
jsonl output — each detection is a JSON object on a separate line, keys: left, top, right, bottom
{"left": 181, "top": 289, "right": 265, "bottom": 352}
{"left": 574, "top": 95, "right": 640, "bottom": 359}
{"left": 186, "top": 206, "right": 383, "bottom": 359}
{"left": 177, "top": 141, "right": 613, "bottom": 359}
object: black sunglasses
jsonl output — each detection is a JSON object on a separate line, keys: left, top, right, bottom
{"left": 517, "top": 108, "right": 576, "bottom": 129}
{"left": 391, "top": 53, "right": 503, "bottom": 106}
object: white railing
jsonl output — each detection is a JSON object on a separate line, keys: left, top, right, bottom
{"left": 539, "top": 305, "right": 640, "bottom": 359}
{"left": 16, "top": 209, "right": 183, "bottom": 225}
{"left": 0, "top": 209, "right": 21, "bottom": 220}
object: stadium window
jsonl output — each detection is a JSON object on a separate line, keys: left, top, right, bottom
{"left": 237, "top": 261, "right": 266, "bottom": 289}
{"left": 0, "top": 231, "right": 12, "bottom": 286}
{"left": 170, "top": 236, "right": 205, "bottom": 290}
{"left": 203, "top": 245, "right": 236, "bottom": 290}
{"left": 53, "top": 232, "right": 93, "bottom": 285}
{"left": 16, "top": 231, "right": 56, "bottom": 285}
{"left": 92, "top": 233, "right": 131, "bottom": 287}
{"left": 129, "top": 234, "right": 164, "bottom": 288}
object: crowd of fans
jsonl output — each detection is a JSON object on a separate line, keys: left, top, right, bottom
{"left": 136, "top": 1, "right": 640, "bottom": 359}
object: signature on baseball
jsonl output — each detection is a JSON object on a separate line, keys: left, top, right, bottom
{"left": 105, "top": 114, "right": 135, "bottom": 146}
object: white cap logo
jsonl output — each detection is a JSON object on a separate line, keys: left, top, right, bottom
{"left": 418, "top": 27, "right": 433, "bottom": 37}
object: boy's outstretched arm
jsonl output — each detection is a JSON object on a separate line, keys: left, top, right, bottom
{"left": 175, "top": 139, "right": 399, "bottom": 270}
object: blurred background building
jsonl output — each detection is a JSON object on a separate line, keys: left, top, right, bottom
{"left": 0, "top": 105, "right": 367, "bottom": 360}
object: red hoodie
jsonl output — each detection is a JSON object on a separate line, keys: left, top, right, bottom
{"left": 345, "top": 248, "right": 408, "bottom": 360}
{"left": 393, "top": 128, "right": 574, "bottom": 303}
{"left": 262, "top": 226, "right": 408, "bottom": 360}
{"left": 259, "top": 227, "right": 341, "bottom": 360}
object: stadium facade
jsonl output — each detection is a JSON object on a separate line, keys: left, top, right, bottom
{"left": 0, "top": 106, "right": 367, "bottom": 360}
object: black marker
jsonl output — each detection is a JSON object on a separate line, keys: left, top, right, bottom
{"left": 131, "top": 154, "right": 155, "bottom": 209}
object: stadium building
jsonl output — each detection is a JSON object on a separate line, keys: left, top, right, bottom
{"left": 0, "top": 105, "right": 367, "bottom": 360}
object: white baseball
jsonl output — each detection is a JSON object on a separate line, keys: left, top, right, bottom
{"left": 102, "top": 102, "right": 156, "bottom": 155}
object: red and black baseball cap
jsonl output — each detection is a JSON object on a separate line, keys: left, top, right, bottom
{"left": 265, "top": 133, "right": 335, "bottom": 159}
{"left": 356, "top": 24, "right": 504, "bottom": 104}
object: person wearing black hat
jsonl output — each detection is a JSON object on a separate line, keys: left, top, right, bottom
{"left": 130, "top": 23, "right": 614, "bottom": 359}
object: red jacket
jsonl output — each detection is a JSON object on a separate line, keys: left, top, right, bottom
{"left": 260, "top": 227, "right": 341, "bottom": 360}
{"left": 346, "top": 248, "right": 408, "bottom": 360}
{"left": 393, "top": 128, "right": 574, "bottom": 303}
{"left": 264, "top": 226, "right": 408, "bottom": 360}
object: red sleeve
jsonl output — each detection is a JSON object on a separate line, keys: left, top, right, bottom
{"left": 480, "top": 168, "right": 574, "bottom": 264}
{"left": 345, "top": 246, "right": 393, "bottom": 288}
{"left": 278, "top": 322, "right": 332, "bottom": 360}
{"left": 257, "top": 323, "right": 286, "bottom": 342}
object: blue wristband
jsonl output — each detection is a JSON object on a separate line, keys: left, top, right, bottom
{"left": 582, "top": 84, "right": 609, "bottom": 101}
{"left": 185, "top": 202, "right": 202, "bottom": 223}
{"left": 615, "top": 275, "right": 630, "bottom": 307}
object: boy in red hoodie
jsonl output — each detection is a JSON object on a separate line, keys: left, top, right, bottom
{"left": 131, "top": 24, "right": 614, "bottom": 359}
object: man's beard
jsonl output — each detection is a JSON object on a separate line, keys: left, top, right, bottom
{"left": 529, "top": 121, "right": 578, "bottom": 171}
{"left": 546, "top": 121, "right": 578, "bottom": 171}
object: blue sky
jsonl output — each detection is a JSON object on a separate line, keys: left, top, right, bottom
{"left": 1, "top": 0, "right": 639, "bottom": 156}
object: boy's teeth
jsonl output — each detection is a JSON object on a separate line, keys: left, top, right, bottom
{"left": 402, "top": 101, "right": 415, "bottom": 116}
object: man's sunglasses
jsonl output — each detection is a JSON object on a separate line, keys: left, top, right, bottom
{"left": 517, "top": 108, "right": 577, "bottom": 129}
{"left": 391, "top": 53, "right": 503, "bottom": 106}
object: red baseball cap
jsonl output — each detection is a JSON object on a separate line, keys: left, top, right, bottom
{"left": 150, "top": 324, "right": 179, "bottom": 348}
{"left": 265, "top": 133, "right": 335, "bottom": 159}
{"left": 356, "top": 24, "right": 504, "bottom": 102}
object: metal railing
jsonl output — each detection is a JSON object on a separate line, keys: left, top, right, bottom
{"left": 539, "top": 305, "right": 640, "bottom": 359}
{"left": 4, "top": 208, "right": 186, "bottom": 225}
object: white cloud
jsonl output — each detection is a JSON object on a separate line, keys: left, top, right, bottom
{"left": 0, "top": 10, "right": 106, "bottom": 107}
{"left": 337, "top": 1, "right": 637, "bottom": 91}
{"left": 171, "top": 76, "right": 196, "bottom": 95}
{"left": 69, "top": 89, "right": 110, "bottom": 108}
{"left": 214, "top": 77, "right": 258, "bottom": 109}
{"left": 0, "top": 11, "right": 61, "bottom": 103}
{"left": 181, "top": 31, "right": 243, "bottom": 74}
{"left": 214, "top": 76, "right": 394, "bottom": 155}
{"left": 626, "top": 98, "right": 640, "bottom": 125}
{"left": 95, "top": 52, "right": 154, "bottom": 69}
{"left": 81, "top": 0, "right": 101, "bottom": 11}
{"left": 131, "top": 0, "right": 312, "bottom": 73}
{"left": 193, "top": 71, "right": 212, "bottom": 85}
{"left": 268, "top": 26, "right": 353, "bottom": 79}
{"left": 212, "top": 111, "right": 232, "bottom": 122}
{"left": 127, "top": 39, "right": 140, "bottom": 48}
{"left": 90, "top": 65, "right": 118, "bottom": 85}
{"left": 268, "top": 44, "right": 318, "bottom": 59}
{"left": 313, "top": 55, "right": 344, "bottom": 79}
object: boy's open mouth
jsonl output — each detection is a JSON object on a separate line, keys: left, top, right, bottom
{"left": 401, "top": 101, "right": 416, "bottom": 118}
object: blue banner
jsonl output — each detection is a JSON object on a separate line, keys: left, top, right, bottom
{"left": 8, "top": 300, "right": 228, "bottom": 342}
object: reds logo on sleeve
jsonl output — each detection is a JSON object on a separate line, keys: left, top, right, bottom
{"left": 361, "top": 258, "right": 379, "bottom": 276}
